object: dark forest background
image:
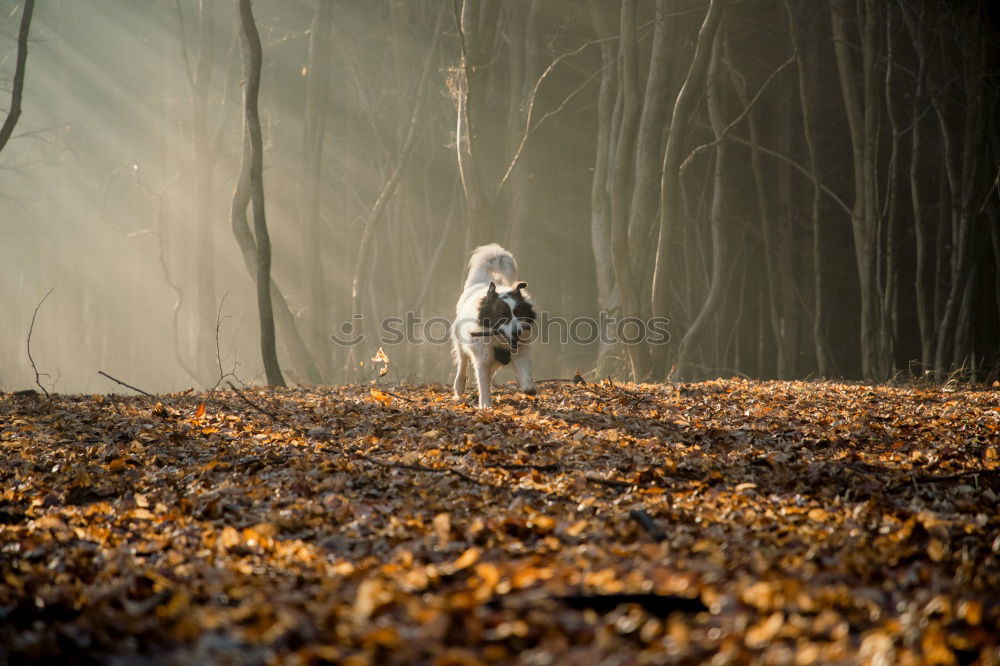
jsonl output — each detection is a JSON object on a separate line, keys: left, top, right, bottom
{"left": 1, "top": 0, "right": 998, "bottom": 393}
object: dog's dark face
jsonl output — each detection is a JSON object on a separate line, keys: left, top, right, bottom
{"left": 478, "top": 282, "right": 536, "bottom": 350}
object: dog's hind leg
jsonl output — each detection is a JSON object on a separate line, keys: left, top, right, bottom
{"left": 453, "top": 352, "right": 469, "bottom": 400}
{"left": 474, "top": 361, "right": 493, "bottom": 408}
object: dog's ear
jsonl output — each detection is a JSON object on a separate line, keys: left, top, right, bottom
{"left": 487, "top": 281, "right": 497, "bottom": 298}
{"left": 515, "top": 282, "right": 528, "bottom": 292}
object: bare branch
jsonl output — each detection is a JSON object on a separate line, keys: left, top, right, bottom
{"left": 680, "top": 51, "right": 797, "bottom": 173}
{"left": 98, "top": 370, "right": 153, "bottom": 397}
{"left": 26, "top": 287, "right": 51, "bottom": 397}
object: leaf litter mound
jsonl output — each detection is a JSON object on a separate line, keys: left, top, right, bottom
{"left": 1, "top": 379, "right": 998, "bottom": 665}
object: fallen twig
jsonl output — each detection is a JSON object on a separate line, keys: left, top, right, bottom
{"left": 98, "top": 370, "right": 153, "bottom": 397}
{"left": 226, "top": 381, "right": 283, "bottom": 421}
{"left": 629, "top": 508, "right": 667, "bottom": 542}
{"left": 560, "top": 592, "right": 706, "bottom": 616}
{"left": 887, "top": 468, "right": 1000, "bottom": 493}
{"left": 488, "top": 462, "right": 561, "bottom": 472}
{"left": 374, "top": 387, "right": 416, "bottom": 403}
{"left": 340, "top": 447, "right": 574, "bottom": 504}
{"left": 586, "top": 475, "right": 634, "bottom": 489}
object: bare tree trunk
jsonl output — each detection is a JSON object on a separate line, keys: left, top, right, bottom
{"left": 453, "top": 0, "right": 501, "bottom": 245}
{"left": 588, "top": 0, "right": 620, "bottom": 377}
{"left": 784, "top": 0, "right": 831, "bottom": 376}
{"left": 901, "top": 3, "right": 933, "bottom": 372}
{"left": 775, "top": 82, "right": 800, "bottom": 379}
{"left": 880, "top": 3, "right": 901, "bottom": 374}
{"left": 504, "top": 0, "right": 541, "bottom": 255}
{"left": 991, "top": 211, "right": 1000, "bottom": 338}
{"left": 607, "top": 0, "right": 651, "bottom": 381}
{"left": 301, "top": 0, "right": 334, "bottom": 381}
{"left": 929, "top": 16, "right": 984, "bottom": 378}
{"left": 628, "top": 0, "right": 674, "bottom": 292}
{"left": 830, "top": 0, "right": 881, "bottom": 379}
{"left": 0, "top": 0, "right": 34, "bottom": 154}
{"left": 651, "top": 0, "right": 726, "bottom": 379}
{"left": 190, "top": 1, "right": 218, "bottom": 382}
{"left": 235, "top": 0, "right": 283, "bottom": 386}
{"left": 675, "top": 29, "right": 727, "bottom": 379}
{"left": 724, "top": 38, "right": 780, "bottom": 378}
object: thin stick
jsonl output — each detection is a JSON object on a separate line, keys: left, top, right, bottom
{"left": 226, "top": 380, "right": 282, "bottom": 421}
{"left": 680, "top": 52, "right": 797, "bottom": 173}
{"left": 27, "top": 288, "right": 52, "bottom": 397}
{"left": 629, "top": 508, "right": 667, "bottom": 542}
{"left": 98, "top": 370, "right": 153, "bottom": 397}
{"left": 373, "top": 387, "right": 416, "bottom": 403}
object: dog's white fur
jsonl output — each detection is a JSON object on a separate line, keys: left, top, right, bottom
{"left": 452, "top": 243, "right": 536, "bottom": 408}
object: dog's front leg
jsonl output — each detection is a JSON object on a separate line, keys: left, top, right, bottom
{"left": 453, "top": 352, "right": 469, "bottom": 400}
{"left": 474, "top": 361, "right": 493, "bottom": 408}
{"left": 512, "top": 349, "right": 536, "bottom": 395}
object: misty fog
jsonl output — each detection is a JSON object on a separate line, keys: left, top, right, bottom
{"left": 1, "top": 0, "right": 998, "bottom": 394}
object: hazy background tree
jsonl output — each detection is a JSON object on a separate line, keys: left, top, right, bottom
{"left": 233, "top": 0, "right": 283, "bottom": 386}
{"left": 0, "top": 0, "right": 32, "bottom": 155}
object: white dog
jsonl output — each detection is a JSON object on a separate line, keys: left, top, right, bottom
{"left": 452, "top": 243, "right": 537, "bottom": 408}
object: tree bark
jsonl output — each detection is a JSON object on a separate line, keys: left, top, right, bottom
{"left": 235, "top": 0, "right": 284, "bottom": 386}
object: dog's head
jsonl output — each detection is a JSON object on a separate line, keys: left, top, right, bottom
{"left": 479, "top": 282, "right": 536, "bottom": 351}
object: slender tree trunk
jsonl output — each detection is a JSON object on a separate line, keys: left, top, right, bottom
{"left": 675, "top": 30, "right": 727, "bottom": 379}
{"left": 775, "top": 87, "right": 799, "bottom": 378}
{"left": 861, "top": 0, "right": 887, "bottom": 379}
{"left": 830, "top": 0, "right": 880, "bottom": 379}
{"left": 589, "top": 0, "right": 620, "bottom": 376}
{"left": 900, "top": 4, "right": 934, "bottom": 373}
{"left": 930, "top": 18, "right": 983, "bottom": 377}
{"left": 453, "top": 0, "right": 500, "bottom": 245}
{"left": 628, "top": 0, "right": 673, "bottom": 289}
{"left": 991, "top": 212, "right": 1000, "bottom": 336}
{"left": 881, "top": 3, "right": 901, "bottom": 374}
{"left": 191, "top": 1, "right": 219, "bottom": 382}
{"left": 724, "top": 39, "right": 781, "bottom": 377}
{"left": 0, "top": 0, "right": 34, "bottom": 154}
{"left": 301, "top": 0, "right": 334, "bottom": 381}
{"left": 607, "top": 0, "right": 650, "bottom": 381}
{"left": 504, "top": 0, "right": 540, "bottom": 255}
{"left": 651, "top": 0, "right": 726, "bottom": 379}
{"left": 235, "top": 0, "right": 283, "bottom": 386}
{"left": 784, "top": 0, "right": 831, "bottom": 376}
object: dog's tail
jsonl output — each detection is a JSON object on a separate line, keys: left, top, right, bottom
{"left": 464, "top": 243, "right": 517, "bottom": 288}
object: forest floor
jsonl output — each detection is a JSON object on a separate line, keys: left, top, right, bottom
{"left": 1, "top": 379, "right": 998, "bottom": 665}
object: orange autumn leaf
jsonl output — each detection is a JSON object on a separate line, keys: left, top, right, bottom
{"left": 370, "top": 388, "right": 393, "bottom": 405}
